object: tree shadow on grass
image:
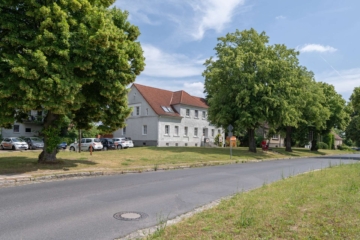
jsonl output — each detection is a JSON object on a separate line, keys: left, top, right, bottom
{"left": 0, "top": 156, "right": 97, "bottom": 175}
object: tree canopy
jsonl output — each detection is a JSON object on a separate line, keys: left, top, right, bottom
{"left": 0, "top": 0, "right": 145, "bottom": 162}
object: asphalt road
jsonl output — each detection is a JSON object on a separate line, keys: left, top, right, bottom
{"left": 0, "top": 154, "right": 358, "bottom": 240}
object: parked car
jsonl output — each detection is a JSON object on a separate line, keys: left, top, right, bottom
{"left": 0, "top": 137, "right": 29, "bottom": 150}
{"left": 69, "top": 138, "right": 103, "bottom": 151}
{"left": 24, "top": 137, "right": 44, "bottom": 150}
{"left": 57, "top": 142, "right": 68, "bottom": 149}
{"left": 125, "top": 137, "right": 134, "bottom": 148}
{"left": 100, "top": 138, "right": 116, "bottom": 151}
{"left": 113, "top": 138, "right": 131, "bottom": 149}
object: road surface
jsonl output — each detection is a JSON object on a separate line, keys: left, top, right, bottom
{"left": 0, "top": 154, "right": 358, "bottom": 240}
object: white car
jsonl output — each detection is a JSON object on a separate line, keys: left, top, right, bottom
{"left": 113, "top": 138, "right": 131, "bottom": 149}
{"left": 69, "top": 138, "right": 103, "bottom": 151}
{"left": 0, "top": 137, "right": 29, "bottom": 150}
{"left": 125, "top": 137, "right": 134, "bottom": 148}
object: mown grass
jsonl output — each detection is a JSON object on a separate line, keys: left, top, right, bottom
{"left": 148, "top": 162, "right": 360, "bottom": 240}
{"left": 0, "top": 147, "right": 351, "bottom": 176}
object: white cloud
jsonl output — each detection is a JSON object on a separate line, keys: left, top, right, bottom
{"left": 184, "top": 82, "right": 205, "bottom": 97}
{"left": 275, "top": 15, "right": 286, "bottom": 20}
{"left": 189, "top": 0, "right": 246, "bottom": 40}
{"left": 141, "top": 44, "right": 204, "bottom": 78}
{"left": 316, "top": 68, "right": 360, "bottom": 100}
{"left": 114, "top": 0, "right": 247, "bottom": 41}
{"left": 298, "top": 44, "right": 337, "bottom": 53}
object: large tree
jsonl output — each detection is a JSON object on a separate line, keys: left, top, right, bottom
{"left": 0, "top": 1, "right": 145, "bottom": 162}
{"left": 204, "top": 29, "right": 303, "bottom": 153}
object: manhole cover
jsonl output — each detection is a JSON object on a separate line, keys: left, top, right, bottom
{"left": 113, "top": 211, "right": 148, "bottom": 221}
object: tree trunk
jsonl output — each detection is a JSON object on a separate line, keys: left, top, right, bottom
{"left": 310, "top": 139, "right": 318, "bottom": 151}
{"left": 248, "top": 128, "right": 257, "bottom": 153}
{"left": 285, "top": 126, "right": 292, "bottom": 152}
{"left": 38, "top": 111, "right": 60, "bottom": 163}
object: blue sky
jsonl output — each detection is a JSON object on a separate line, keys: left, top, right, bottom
{"left": 114, "top": 0, "right": 360, "bottom": 100}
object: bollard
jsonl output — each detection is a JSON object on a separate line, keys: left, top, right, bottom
{"left": 90, "top": 144, "right": 93, "bottom": 156}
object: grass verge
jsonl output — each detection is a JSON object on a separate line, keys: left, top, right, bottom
{"left": 0, "top": 146, "right": 352, "bottom": 176}
{"left": 147, "top": 162, "right": 360, "bottom": 240}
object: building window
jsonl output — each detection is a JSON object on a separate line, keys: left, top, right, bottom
{"left": 218, "top": 129, "right": 221, "bottom": 134}
{"left": 202, "top": 111, "right": 206, "bottom": 119}
{"left": 195, "top": 110, "right": 198, "bottom": 118}
{"left": 25, "top": 128, "right": 31, "bottom": 133}
{"left": 272, "top": 134, "right": 279, "bottom": 139}
{"left": 194, "top": 127, "right": 198, "bottom": 137}
{"left": 203, "top": 128, "right": 206, "bottom": 136}
{"left": 165, "top": 125, "right": 170, "bottom": 135}
{"left": 143, "top": 125, "right": 147, "bottom": 135}
{"left": 136, "top": 106, "right": 140, "bottom": 116}
{"left": 174, "top": 126, "right": 179, "bottom": 136}
{"left": 195, "top": 143, "right": 198, "bottom": 147}
{"left": 13, "top": 125, "right": 19, "bottom": 133}
{"left": 123, "top": 127, "right": 126, "bottom": 136}
{"left": 175, "top": 143, "right": 178, "bottom": 147}
{"left": 146, "top": 108, "right": 148, "bottom": 115}
{"left": 185, "top": 143, "right": 188, "bottom": 147}
{"left": 184, "top": 127, "right": 188, "bottom": 136}
{"left": 186, "top": 109, "right": 190, "bottom": 117}
{"left": 211, "top": 129, "right": 214, "bottom": 137}
{"left": 166, "top": 143, "right": 169, "bottom": 146}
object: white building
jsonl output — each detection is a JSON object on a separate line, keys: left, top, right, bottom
{"left": 113, "top": 84, "right": 224, "bottom": 147}
{"left": 1, "top": 110, "right": 44, "bottom": 138}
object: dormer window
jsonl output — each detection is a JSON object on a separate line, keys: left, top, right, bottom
{"left": 161, "top": 106, "right": 174, "bottom": 113}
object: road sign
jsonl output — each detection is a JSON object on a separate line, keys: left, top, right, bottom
{"left": 227, "top": 124, "right": 233, "bottom": 132}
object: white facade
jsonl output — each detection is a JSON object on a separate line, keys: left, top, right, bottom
{"left": 1, "top": 110, "right": 44, "bottom": 138}
{"left": 113, "top": 85, "right": 224, "bottom": 147}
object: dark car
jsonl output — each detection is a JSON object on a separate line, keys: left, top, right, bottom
{"left": 57, "top": 142, "right": 68, "bottom": 149}
{"left": 100, "top": 138, "right": 115, "bottom": 151}
{"left": 24, "top": 137, "right": 44, "bottom": 150}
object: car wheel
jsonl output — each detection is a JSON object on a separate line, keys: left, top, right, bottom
{"left": 70, "top": 146, "right": 75, "bottom": 151}
{"left": 0, "top": 145, "right": 3, "bottom": 150}
{"left": 103, "top": 146, "right": 108, "bottom": 151}
{"left": 12, "top": 146, "right": 16, "bottom": 150}
{"left": 117, "top": 145, "right": 122, "bottom": 150}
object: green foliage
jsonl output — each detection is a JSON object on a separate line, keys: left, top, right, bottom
{"left": 255, "top": 135, "right": 264, "bottom": 148}
{"left": 323, "top": 133, "right": 333, "bottom": 150}
{"left": 203, "top": 29, "right": 307, "bottom": 152}
{"left": 42, "top": 126, "right": 61, "bottom": 153}
{"left": 0, "top": 1, "right": 145, "bottom": 161}
{"left": 343, "top": 138, "right": 353, "bottom": 147}
{"left": 337, "top": 144, "right": 352, "bottom": 151}
{"left": 82, "top": 124, "right": 100, "bottom": 138}
{"left": 317, "top": 142, "right": 329, "bottom": 150}
{"left": 236, "top": 139, "right": 241, "bottom": 147}
{"left": 214, "top": 134, "right": 222, "bottom": 147}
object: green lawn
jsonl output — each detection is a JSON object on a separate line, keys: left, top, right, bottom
{"left": 0, "top": 146, "right": 350, "bottom": 176}
{"left": 148, "top": 162, "right": 360, "bottom": 239}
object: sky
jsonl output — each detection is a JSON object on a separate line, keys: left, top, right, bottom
{"left": 113, "top": 0, "right": 360, "bottom": 101}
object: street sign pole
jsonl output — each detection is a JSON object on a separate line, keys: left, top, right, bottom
{"left": 228, "top": 124, "right": 233, "bottom": 159}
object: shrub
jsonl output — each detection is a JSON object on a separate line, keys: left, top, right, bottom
{"left": 337, "top": 144, "right": 353, "bottom": 151}
{"left": 236, "top": 139, "right": 241, "bottom": 147}
{"left": 317, "top": 142, "right": 328, "bottom": 149}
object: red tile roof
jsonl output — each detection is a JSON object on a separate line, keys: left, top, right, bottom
{"left": 132, "top": 83, "right": 208, "bottom": 117}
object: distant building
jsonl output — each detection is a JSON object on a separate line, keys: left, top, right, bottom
{"left": 1, "top": 110, "right": 44, "bottom": 138}
{"left": 113, "top": 83, "right": 224, "bottom": 147}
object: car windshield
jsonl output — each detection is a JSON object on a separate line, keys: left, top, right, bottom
{"left": 12, "top": 138, "right": 23, "bottom": 142}
{"left": 108, "top": 140, "right": 113, "bottom": 144}
{"left": 94, "top": 139, "right": 101, "bottom": 143}
{"left": 31, "top": 137, "right": 43, "bottom": 142}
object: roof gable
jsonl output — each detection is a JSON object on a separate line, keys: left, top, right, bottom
{"left": 132, "top": 84, "right": 208, "bottom": 117}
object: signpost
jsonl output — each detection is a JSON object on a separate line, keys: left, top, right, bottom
{"left": 228, "top": 125, "right": 233, "bottom": 159}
